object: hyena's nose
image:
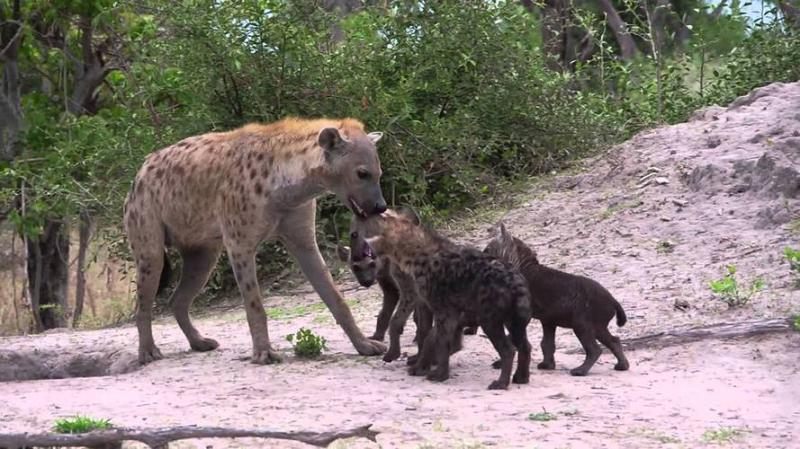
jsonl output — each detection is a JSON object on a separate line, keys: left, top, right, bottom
{"left": 374, "top": 200, "right": 387, "bottom": 214}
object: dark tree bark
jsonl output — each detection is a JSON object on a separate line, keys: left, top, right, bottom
{"left": 778, "top": 0, "right": 800, "bottom": 27}
{"left": 0, "top": 0, "right": 23, "bottom": 162}
{"left": 323, "top": 0, "right": 364, "bottom": 43}
{"left": 27, "top": 220, "right": 70, "bottom": 330}
{"left": 596, "top": 0, "right": 638, "bottom": 60}
{"left": 540, "top": 0, "right": 568, "bottom": 71}
{"left": 73, "top": 211, "right": 93, "bottom": 327}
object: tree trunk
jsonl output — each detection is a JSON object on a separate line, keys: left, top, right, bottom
{"left": 0, "top": 0, "right": 24, "bottom": 162}
{"left": 596, "top": 0, "right": 638, "bottom": 60}
{"left": 323, "top": 0, "right": 364, "bottom": 43}
{"left": 541, "top": 0, "right": 568, "bottom": 71}
{"left": 778, "top": 0, "right": 800, "bottom": 27}
{"left": 27, "top": 220, "right": 70, "bottom": 330}
{"left": 73, "top": 211, "right": 93, "bottom": 327}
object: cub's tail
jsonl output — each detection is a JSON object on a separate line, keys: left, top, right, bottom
{"left": 156, "top": 250, "right": 173, "bottom": 295}
{"left": 614, "top": 299, "right": 627, "bottom": 327}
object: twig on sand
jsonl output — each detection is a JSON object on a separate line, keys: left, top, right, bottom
{"left": 566, "top": 317, "right": 795, "bottom": 353}
{"left": 0, "top": 424, "right": 378, "bottom": 449}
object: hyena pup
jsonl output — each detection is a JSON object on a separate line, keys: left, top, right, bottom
{"left": 338, "top": 211, "right": 475, "bottom": 363}
{"left": 124, "top": 117, "right": 389, "bottom": 365}
{"left": 355, "top": 209, "right": 533, "bottom": 390}
{"left": 484, "top": 222, "right": 629, "bottom": 376}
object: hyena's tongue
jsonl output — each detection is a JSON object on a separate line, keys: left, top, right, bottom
{"left": 361, "top": 244, "right": 374, "bottom": 259}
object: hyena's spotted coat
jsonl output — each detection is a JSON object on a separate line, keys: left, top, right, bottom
{"left": 124, "top": 117, "right": 388, "bottom": 365}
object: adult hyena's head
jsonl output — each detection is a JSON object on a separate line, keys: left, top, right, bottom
{"left": 318, "top": 126, "right": 387, "bottom": 219}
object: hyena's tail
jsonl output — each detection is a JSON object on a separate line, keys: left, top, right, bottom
{"left": 156, "top": 250, "right": 173, "bottom": 295}
{"left": 613, "top": 299, "right": 627, "bottom": 327}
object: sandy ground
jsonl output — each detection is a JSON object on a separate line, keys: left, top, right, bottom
{"left": 2, "top": 82, "right": 800, "bottom": 449}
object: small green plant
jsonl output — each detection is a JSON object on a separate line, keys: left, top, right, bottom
{"left": 285, "top": 327, "right": 327, "bottom": 358}
{"left": 528, "top": 408, "right": 557, "bottom": 422}
{"left": 53, "top": 416, "right": 113, "bottom": 434}
{"left": 656, "top": 240, "right": 676, "bottom": 254}
{"left": 701, "top": 426, "right": 745, "bottom": 444}
{"left": 709, "top": 265, "right": 765, "bottom": 308}
{"left": 793, "top": 315, "right": 800, "bottom": 332}
{"left": 784, "top": 247, "right": 800, "bottom": 287}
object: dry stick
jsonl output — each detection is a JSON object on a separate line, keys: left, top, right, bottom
{"left": 565, "top": 317, "right": 796, "bottom": 354}
{"left": 0, "top": 424, "right": 378, "bottom": 449}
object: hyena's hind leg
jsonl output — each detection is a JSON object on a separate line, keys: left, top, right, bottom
{"left": 173, "top": 246, "right": 223, "bottom": 352}
{"left": 596, "top": 326, "right": 629, "bottom": 371}
{"left": 125, "top": 210, "right": 166, "bottom": 365}
{"left": 508, "top": 316, "right": 532, "bottom": 384}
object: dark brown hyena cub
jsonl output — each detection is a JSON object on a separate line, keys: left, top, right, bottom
{"left": 355, "top": 209, "right": 532, "bottom": 390}
{"left": 337, "top": 214, "right": 477, "bottom": 364}
{"left": 484, "top": 222, "right": 629, "bottom": 376}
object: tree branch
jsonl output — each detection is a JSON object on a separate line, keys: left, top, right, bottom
{"left": 0, "top": 424, "right": 379, "bottom": 448}
{"left": 0, "top": 19, "right": 23, "bottom": 62}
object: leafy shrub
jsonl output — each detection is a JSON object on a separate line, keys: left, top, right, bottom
{"left": 709, "top": 265, "right": 765, "bottom": 308}
{"left": 285, "top": 327, "right": 328, "bottom": 358}
{"left": 53, "top": 416, "right": 113, "bottom": 434}
{"left": 784, "top": 247, "right": 800, "bottom": 287}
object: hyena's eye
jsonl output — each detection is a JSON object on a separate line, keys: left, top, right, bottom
{"left": 350, "top": 231, "right": 358, "bottom": 239}
{"left": 356, "top": 168, "right": 371, "bottom": 180}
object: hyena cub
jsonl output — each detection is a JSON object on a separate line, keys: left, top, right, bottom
{"left": 355, "top": 209, "right": 532, "bottom": 390}
{"left": 484, "top": 222, "right": 629, "bottom": 376}
{"left": 337, "top": 213, "right": 477, "bottom": 364}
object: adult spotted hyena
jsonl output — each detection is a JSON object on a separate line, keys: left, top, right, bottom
{"left": 355, "top": 209, "right": 532, "bottom": 390}
{"left": 123, "top": 117, "right": 388, "bottom": 365}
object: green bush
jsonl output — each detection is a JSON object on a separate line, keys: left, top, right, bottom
{"left": 286, "top": 327, "right": 328, "bottom": 358}
{"left": 53, "top": 416, "right": 113, "bottom": 434}
{"left": 709, "top": 265, "right": 765, "bottom": 308}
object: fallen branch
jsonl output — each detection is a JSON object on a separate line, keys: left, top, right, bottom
{"left": 566, "top": 317, "right": 795, "bottom": 354}
{"left": 0, "top": 424, "right": 378, "bottom": 449}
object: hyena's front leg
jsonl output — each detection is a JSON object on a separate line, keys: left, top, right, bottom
{"left": 384, "top": 269, "right": 418, "bottom": 362}
{"left": 281, "top": 206, "right": 386, "bottom": 356}
{"left": 225, "top": 246, "right": 281, "bottom": 365}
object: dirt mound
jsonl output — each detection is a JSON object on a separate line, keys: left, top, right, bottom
{"left": 1, "top": 82, "right": 799, "bottom": 448}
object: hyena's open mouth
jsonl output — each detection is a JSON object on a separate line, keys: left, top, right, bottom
{"left": 349, "top": 196, "right": 368, "bottom": 218}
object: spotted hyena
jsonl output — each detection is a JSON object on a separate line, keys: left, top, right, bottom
{"left": 123, "top": 117, "right": 388, "bottom": 365}
{"left": 484, "top": 222, "right": 629, "bottom": 376}
{"left": 354, "top": 209, "right": 532, "bottom": 390}
{"left": 337, "top": 212, "right": 478, "bottom": 364}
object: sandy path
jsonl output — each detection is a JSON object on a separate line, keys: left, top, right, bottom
{"left": 2, "top": 81, "right": 800, "bottom": 448}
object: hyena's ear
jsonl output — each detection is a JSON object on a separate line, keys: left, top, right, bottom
{"left": 318, "top": 128, "right": 345, "bottom": 155}
{"left": 336, "top": 245, "right": 351, "bottom": 263}
{"left": 396, "top": 205, "right": 421, "bottom": 226}
{"left": 367, "top": 132, "right": 383, "bottom": 144}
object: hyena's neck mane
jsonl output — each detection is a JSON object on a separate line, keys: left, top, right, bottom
{"left": 510, "top": 237, "right": 540, "bottom": 272}
{"left": 391, "top": 225, "right": 454, "bottom": 271}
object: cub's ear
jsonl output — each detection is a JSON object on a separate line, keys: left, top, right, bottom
{"left": 318, "top": 127, "right": 345, "bottom": 155}
{"left": 396, "top": 205, "right": 421, "bottom": 226}
{"left": 367, "top": 131, "right": 383, "bottom": 144}
{"left": 336, "top": 245, "right": 351, "bottom": 263}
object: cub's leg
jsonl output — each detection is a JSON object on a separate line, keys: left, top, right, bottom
{"left": 372, "top": 266, "right": 400, "bottom": 341}
{"left": 570, "top": 322, "right": 602, "bottom": 376}
{"left": 597, "top": 327, "right": 629, "bottom": 371}
{"left": 538, "top": 322, "right": 557, "bottom": 370}
{"left": 407, "top": 304, "right": 433, "bottom": 366}
{"left": 427, "top": 316, "right": 459, "bottom": 382}
{"left": 482, "top": 320, "right": 516, "bottom": 390}
{"left": 173, "top": 246, "right": 222, "bottom": 352}
{"left": 508, "top": 318, "right": 532, "bottom": 384}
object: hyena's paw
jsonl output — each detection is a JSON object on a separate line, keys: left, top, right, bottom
{"left": 426, "top": 370, "right": 449, "bottom": 383}
{"left": 512, "top": 371, "right": 530, "bottom": 384}
{"left": 487, "top": 380, "right": 509, "bottom": 390}
{"left": 537, "top": 361, "right": 556, "bottom": 370}
{"left": 382, "top": 348, "right": 401, "bottom": 363}
{"left": 569, "top": 367, "right": 589, "bottom": 376}
{"left": 491, "top": 359, "right": 502, "bottom": 369}
{"left": 614, "top": 360, "right": 630, "bottom": 371}
{"left": 138, "top": 345, "right": 164, "bottom": 365}
{"left": 406, "top": 354, "right": 419, "bottom": 366}
{"left": 189, "top": 337, "right": 219, "bottom": 352}
{"left": 251, "top": 346, "right": 283, "bottom": 365}
{"left": 408, "top": 364, "right": 428, "bottom": 377}
{"left": 463, "top": 326, "right": 479, "bottom": 335}
{"left": 354, "top": 338, "right": 387, "bottom": 356}
{"left": 369, "top": 333, "right": 386, "bottom": 342}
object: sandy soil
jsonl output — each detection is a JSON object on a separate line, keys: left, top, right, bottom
{"left": 2, "top": 82, "right": 800, "bottom": 449}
